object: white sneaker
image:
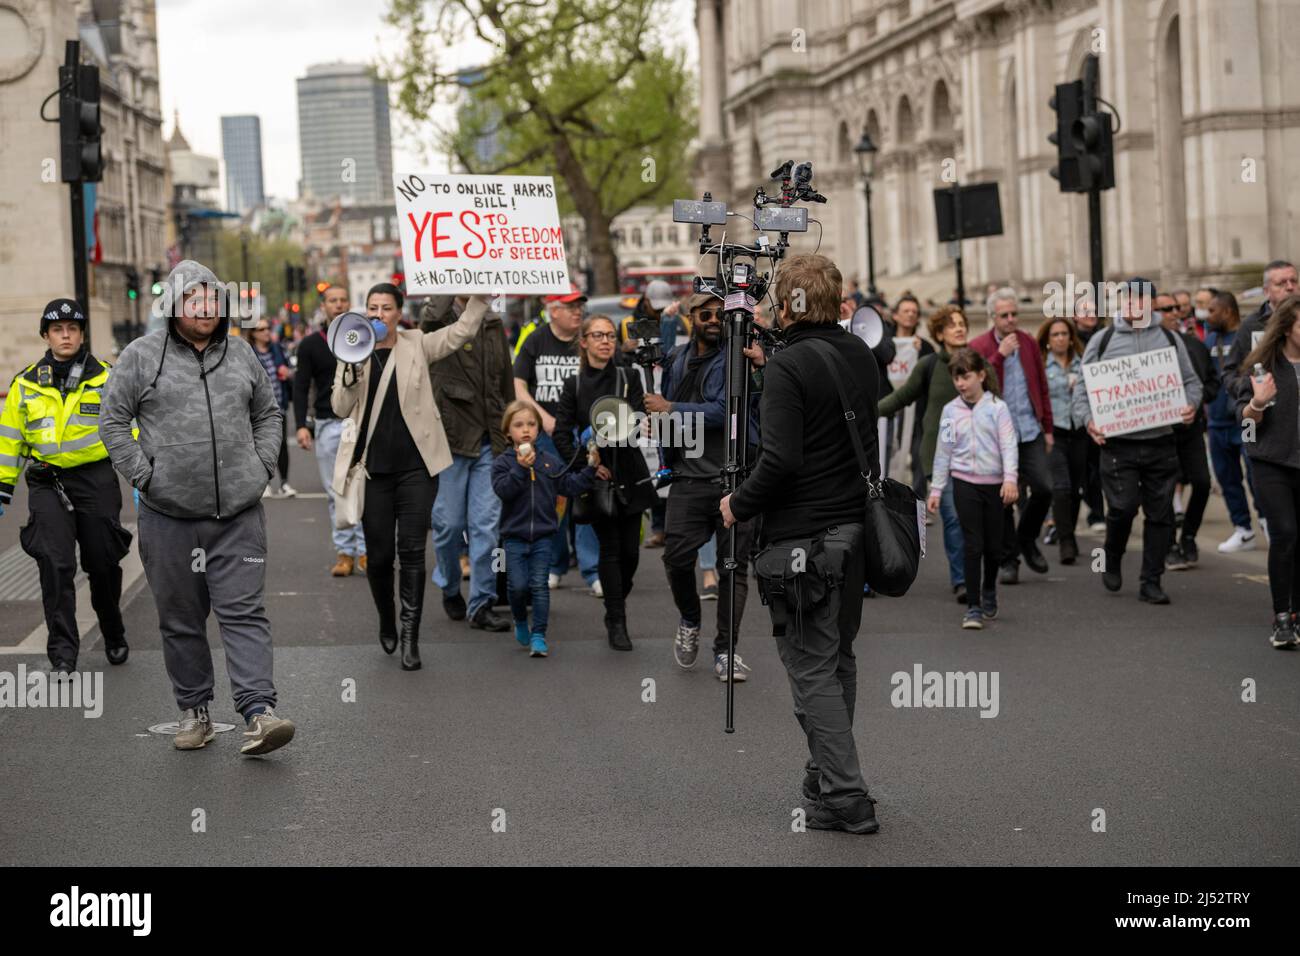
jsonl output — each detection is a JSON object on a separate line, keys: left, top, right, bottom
{"left": 1088, "top": 522, "right": 1107, "bottom": 534}
{"left": 262, "top": 483, "right": 275, "bottom": 498}
{"left": 590, "top": 579, "right": 603, "bottom": 598}
{"left": 714, "top": 653, "right": 750, "bottom": 682}
{"left": 1218, "top": 527, "right": 1257, "bottom": 553}
{"left": 279, "top": 482, "right": 297, "bottom": 498}
{"left": 547, "top": 573, "right": 561, "bottom": 590}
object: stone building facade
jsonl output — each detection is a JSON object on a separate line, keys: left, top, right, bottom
{"left": 694, "top": 0, "right": 1300, "bottom": 307}
{"left": 0, "top": 0, "right": 164, "bottom": 379}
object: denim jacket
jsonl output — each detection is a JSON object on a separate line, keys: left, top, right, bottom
{"left": 1045, "top": 354, "right": 1082, "bottom": 430}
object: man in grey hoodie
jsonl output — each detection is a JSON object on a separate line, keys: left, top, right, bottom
{"left": 100, "top": 260, "right": 295, "bottom": 755}
{"left": 1071, "top": 278, "right": 1203, "bottom": 605}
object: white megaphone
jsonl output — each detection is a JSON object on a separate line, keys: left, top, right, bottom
{"left": 327, "top": 311, "right": 386, "bottom": 364}
{"left": 589, "top": 395, "right": 639, "bottom": 446}
{"left": 844, "top": 304, "right": 886, "bottom": 347}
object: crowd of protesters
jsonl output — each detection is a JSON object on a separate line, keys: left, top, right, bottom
{"left": 8, "top": 253, "right": 1299, "bottom": 763}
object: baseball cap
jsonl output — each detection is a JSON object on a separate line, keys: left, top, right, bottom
{"left": 644, "top": 279, "right": 675, "bottom": 310}
{"left": 685, "top": 291, "right": 723, "bottom": 312}
{"left": 544, "top": 283, "right": 587, "bottom": 304}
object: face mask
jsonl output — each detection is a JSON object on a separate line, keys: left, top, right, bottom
{"left": 1194, "top": 308, "right": 1209, "bottom": 321}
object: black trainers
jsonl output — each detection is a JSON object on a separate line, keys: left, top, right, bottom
{"left": 443, "top": 592, "right": 467, "bottom": 621}
{"left": 998, "top": 563, "right": 1019, "bottom": 586}
{"left": 1102, "top": 554, "right": 1122, "bottom": 592}
{"left": 1271, "top": 613, "right": 1298, "bottom": 649}
{"left": 1181, "top": 537, "right": 1199, "bottom": 566}
{"left": 469, "top": 605, "right": 510, "bottom": 632}
{"left": 806, "top": 796, "right": 879, "bottom": 835}
{"left": 1022, "top": 545, "right": 1049, "bottom": 574}
{"left": 801, "top": 768, "right": 820, "bottom": 803}
{"left": 981, "top": 590, "right": 998, "bottom": 620}
{"left": 1166, "top": 543, "right": 1189, "bottom": 571}
{"left": 105, "top": 639, "right": 129, "bottom": 665}
{"left": 1138, "top": 581, "right": 1170, "bottom": 604}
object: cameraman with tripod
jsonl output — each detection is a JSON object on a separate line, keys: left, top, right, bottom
{"left": 648, "top": 289, "right": 758, "bottom": 680}
{"left": 722, "top": 253, "right": 881, "bottom": 835}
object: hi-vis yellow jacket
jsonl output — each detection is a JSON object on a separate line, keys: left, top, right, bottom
{"left": 0, "top": 354, "right": 113, "bottom": 503}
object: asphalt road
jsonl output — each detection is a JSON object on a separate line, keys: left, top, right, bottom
{"left": 1, "top": 444, "right": 1297, "bottom": 866}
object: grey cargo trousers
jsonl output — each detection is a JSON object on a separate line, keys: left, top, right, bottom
{"left": 766, "top": 523, "right": 870, "bottom": 808}
{"left": 137, "top": 500, "right": 277, "bottom": 718}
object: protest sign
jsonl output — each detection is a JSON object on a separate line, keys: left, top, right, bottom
{"left": 392, "top": 172, "right": 571, "bottom": 295}
{"left": 888, "top": 337, "right": 919, "bottom": 388}
{"left": 1081, "top": 346, "right": 1188, "bottom": 437}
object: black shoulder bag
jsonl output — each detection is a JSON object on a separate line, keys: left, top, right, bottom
{"left": 805, "top": 339, "right": 923, "bottom": 597}
{"left": 569, "top": 367, "right": 624, "bottom": 524}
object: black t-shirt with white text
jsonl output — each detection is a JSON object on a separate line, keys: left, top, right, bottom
{"left": 513, "top": 325, "right": 580, "bottom": 416}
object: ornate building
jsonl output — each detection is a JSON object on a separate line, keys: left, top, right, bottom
{"left": 695, "top": 0, "right": 1300, "bottom": 305}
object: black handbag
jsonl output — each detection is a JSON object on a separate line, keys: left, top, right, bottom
{"left": 571, "top": 478, "right": 616, "bottom": 524}
{"left": 805, "top": 339, "right": 923, "bottom": 597}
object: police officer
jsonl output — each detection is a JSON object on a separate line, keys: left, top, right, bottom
{"left": 0, "top": 299, "right": 131, "bottom": 672}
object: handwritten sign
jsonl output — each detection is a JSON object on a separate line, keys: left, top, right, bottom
{"left": 888, "top": 337, "right": 918, "bottom": 387}
{"left": 392, "top": 172, "right": 571, "bottom": 295}
{"left": 1082, "top": 346, "right": 1188, "bottom": 437}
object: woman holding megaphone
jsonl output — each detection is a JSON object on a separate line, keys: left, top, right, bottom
{"left": 331, "top": 283, "right": 489, "bottom": 670}
{"left": 555, "top": 314, "right": 657, "bottom": 650}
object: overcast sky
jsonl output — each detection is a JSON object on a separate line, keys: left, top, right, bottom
{"left": 156, "top": 0, "right": 697, "bottom": 203}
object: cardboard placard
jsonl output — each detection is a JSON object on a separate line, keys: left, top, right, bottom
{"left": 393, "top": 172, "right": 571, "bottom": 295}
{"left": 1082, "top": 346, "right": 1188, "bottom": 437}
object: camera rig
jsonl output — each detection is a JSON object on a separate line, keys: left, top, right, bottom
{"left": 671, "top": 160, "right": 827, "bottom": 732}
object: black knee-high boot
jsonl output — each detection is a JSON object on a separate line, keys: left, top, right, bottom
{"left": 367, "top": 564, "right": 398, "bottom": 654}
{"left": 399, "top": 565, "right": 424, "bottom": 670}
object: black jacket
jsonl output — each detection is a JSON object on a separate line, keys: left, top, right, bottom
{"left": 554, "top": 363, "right": 657, "bottom": 514}
{"left": 1222, "top": 302, "right": 1271, "bottom": 400}
{"left": 292, "top": 328, "right": 338, "bottom": 429}
{"left": 1231, "top": 352, "right": 1300, "bottom": 469}
{"left": 1178, "top": 330, "right": 1219, "bottom": 430}
{"left": 420, "top": 298, "right": 515, "bottom": 457}
{"left": 730, "top": 322, "right": 880, "bottom": 541}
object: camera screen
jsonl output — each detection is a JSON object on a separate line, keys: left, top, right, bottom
{"left": 755, "top": 205, "right": 809, "bottom": 233}
{"left": 673, "top": 199, "right": 728, "bottom": 225}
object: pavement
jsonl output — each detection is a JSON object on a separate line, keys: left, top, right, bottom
{"left": 1, "top": 443, "right": 1297, "bottom": 866}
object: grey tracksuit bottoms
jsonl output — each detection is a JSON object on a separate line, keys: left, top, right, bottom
{"left": 137, "top": 500, "right": 277, "bottom": 717}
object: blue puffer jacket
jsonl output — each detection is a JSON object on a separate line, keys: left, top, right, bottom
{"left": 491, "top": 448, "right": 595, "bottom": 542}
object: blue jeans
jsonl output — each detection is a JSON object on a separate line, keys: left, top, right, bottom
{"left": 1209, "top": 425, "right": 1257, "bottom": 531}
{"left": 505, "top": 537, "right": 551, "bottom": 634}
{"left": 536, "top": 432, "right": 599, "bottom": 582}
{"left": 699, "top": 530, "right": 717, "bottom": 571}
{"left": 939, "top": 481, "right": 964, "bottom": 588}
{"left": 431, "top": 441, "right": 501, "bottom": 617}
{"left": 313, "top": 418, "right": 366, "bottom": 556}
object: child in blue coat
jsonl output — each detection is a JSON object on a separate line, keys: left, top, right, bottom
{"left": 491, "top": 401, "right": 596, "bottom": 657}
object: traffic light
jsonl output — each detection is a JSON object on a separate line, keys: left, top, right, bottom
{"left": 1048, "top": 80, "right": 1084, "bottom": 193}
{"left": 316, "top": 281, "right": 330, "bottom": 294}
{"left": 150, "top": 268, "right": 163, "bottom": 296}
{"left": 1072, "top": 61, "right": 1114, "bottom": 192}
{"left": 284, "top": 263, "right": 296, "bottom": 294}
{"left": 125, "top": 267, "right": 140, "bottom": 301}
{"left": 294, "top": 266, "right": 306, "bottom": 293}
{"left": 59, "top": 62, "right": 102, "bottom": 183}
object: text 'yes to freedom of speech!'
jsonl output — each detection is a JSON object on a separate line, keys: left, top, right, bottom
{"left": 393, "top": 173, "right": 571, "bottom": 296}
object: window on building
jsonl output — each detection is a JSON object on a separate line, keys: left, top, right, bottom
{"left": 652, "top": 226, "right": 663, "bottom": 245}
{"left": 632, "top": 228, "right": 642, "bottom": 247}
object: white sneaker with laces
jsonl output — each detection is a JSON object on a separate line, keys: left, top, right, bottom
{"left": 1218, "top": 527, "right": 1257, "bottom": 553}
{"left": 714, "top": 653, "right": 750, "bottom": 682}
{"left": 673, "top": 623, "right": 700, "bottom": 669}
{"left": 279, "top": 482, "right": 297, "bottom": 498}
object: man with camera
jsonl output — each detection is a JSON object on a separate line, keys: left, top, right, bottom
{"left": 647, "top": 289, "right": 758, "bottom": 681}
{"left": 721, "top": 253, "right": 881, "bottom": 835}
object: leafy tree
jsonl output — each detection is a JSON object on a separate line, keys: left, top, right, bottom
{"left": 382, "top": 0, "right": 696, "bottom": 293}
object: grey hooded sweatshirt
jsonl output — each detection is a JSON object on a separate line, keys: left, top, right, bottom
{"left": 100, "top": 260, "right": 282, "bottom": 519}
{"left": 1069, "top": 315, "right": 1203, "bottom": 440}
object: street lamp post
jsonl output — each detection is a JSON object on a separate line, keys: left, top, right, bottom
{"left": 853, "top": 128, "right": 879, "bottom": 297}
